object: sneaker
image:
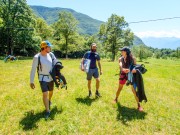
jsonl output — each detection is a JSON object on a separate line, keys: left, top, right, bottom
{"left": 45, "top": 111, "right": 50, "bottom": 119}
{"left": 138, "top": 106, "right": 143, "bottom": 112}
{"left": 61, "top": 84, "right": 67, "bottom": 90}
{"left": 95, "top": 91, "right": 101, "bottom": 97}
{"left": 88, "top": 91, "right": 92, "bottom": 97}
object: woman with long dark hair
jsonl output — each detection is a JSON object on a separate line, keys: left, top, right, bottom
{"left": 113, "top": 46, "right": 143, "bottom": 112}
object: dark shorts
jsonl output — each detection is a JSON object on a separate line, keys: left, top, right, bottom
{"left": 87, "top": 68, "right": 99, "bottom": 80}
{"left": 39, "top": 81, "right": 54, "bottom": 92}
{"left": 119, "top": 73, "right": 127, "bottom": 85}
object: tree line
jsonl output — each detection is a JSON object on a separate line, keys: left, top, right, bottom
{"left": 0, "top": 0, "right": 179, "bottom": 61}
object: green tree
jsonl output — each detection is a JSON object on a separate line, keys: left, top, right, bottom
{"left": 0, "top": 18, "right": 3, "bottom": 27}
{"left": 177, "top": 47, "right": 180, "bottom": 58}
{"left": 154, "top": 49, "right": 162, "bottom": 59}
{"left": 0, "top": 0, "right": 36, "bottom": 55}
{"left": 98, "top": 14, "right": 133, "bottom": 61}
{"left": 53, "top": 11, "right": 78, "bottom": 58}
{"left": 132, "top": 45, "right": 153, "bottom": 61}
{"left": 35, "top": 18, "right": 53, "bottom": 40}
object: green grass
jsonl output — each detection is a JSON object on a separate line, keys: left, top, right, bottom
{"left": 0, "top": 58, "right": 179, "bottom": 135}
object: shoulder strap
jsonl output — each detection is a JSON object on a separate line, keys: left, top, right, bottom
{"left": 37, "top": 52, "right": 54, "bottom": 73}
{"left": 49, "top": 52, "right": 54, "bottom": 60}
{"left": 49, "top": 52, "right": 55, "bottom": 68}
{"left": 37, "top": 53, "right": 42, "bottom": 77}
{"left": 87, "top": 51, "right": 90, "bottom": 59}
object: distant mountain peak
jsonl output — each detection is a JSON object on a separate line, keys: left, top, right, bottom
{"left": 30, "top": 5, "right": 103, "bottom": 35}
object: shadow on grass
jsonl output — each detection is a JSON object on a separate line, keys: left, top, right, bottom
{"left": 76, "top": 96, "right": 99, "bottom": 106}
{"left": 116, "top": 103, "right": 147, "bottom": 126}
{"left": 19, "top": 106, "right": 63, "bottom": 130}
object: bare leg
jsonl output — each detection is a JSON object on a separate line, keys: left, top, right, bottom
{"left": 131, "top": 85, "right": 139, "bottom": 103}
{"left": 96, "top": 78, "right": 100, "bottom": 91}
{"left": 88, "top": 80, "right": 91, "bottom": 91}
{"left": 43, "top": 91, "right": 49, "bottom": 112}
{"left": 131, "top": 85, "right": 143, "bottom": 111}
{"left": 114, "top": 84, "right": 123, "bottom": 103}
{"left": 49, "top": 90, "right": 53, "bottom": 102}
{"left": 88, "top": 80, "right": 92, "bottom": 97}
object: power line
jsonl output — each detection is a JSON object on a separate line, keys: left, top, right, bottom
{"left": 129, "top": 16, "right": 180, "bottom": 24}
{"left": 1, "top": 17, "right": 180, "bottom": 30}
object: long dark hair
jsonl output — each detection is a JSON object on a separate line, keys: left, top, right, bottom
{"left": 124, "top": 51, "right": 134, "bottom": 68}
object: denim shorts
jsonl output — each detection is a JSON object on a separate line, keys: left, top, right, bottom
{"left": 39, "top": 81, "right": 54, "bottom": 92}
{"left": 87, "top": 68, "right": 99, "bottom": 80}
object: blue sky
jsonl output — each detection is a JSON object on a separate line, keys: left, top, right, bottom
{"left": 27, "top": 0, "right": 180, "bottom": 38}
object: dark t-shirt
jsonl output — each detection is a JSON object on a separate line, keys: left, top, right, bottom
{"left": 83, "top": 51, "right": 100, "bottom": 69}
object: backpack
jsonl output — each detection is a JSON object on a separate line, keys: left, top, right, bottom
{"left": 37, "top": 52, "right": 54, "bottom": 74}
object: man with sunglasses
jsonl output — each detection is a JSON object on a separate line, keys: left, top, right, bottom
{"left": 30, "top": 40, "right": 56, "bottom": 118}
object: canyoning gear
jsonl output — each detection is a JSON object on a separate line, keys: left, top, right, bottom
{"left": 49, "top": 59, "right": 67, "bottom": 89}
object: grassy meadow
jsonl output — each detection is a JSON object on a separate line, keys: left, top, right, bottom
{"left": 0, "top": 58, "right": 179, "bottom": 135}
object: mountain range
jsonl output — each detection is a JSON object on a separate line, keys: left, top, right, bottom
{"left": 30, "top": 6, "right": 180, "bottom": 49}
{"left": 30, "top": 6, "right": 103, "bottom": 35}
{"left": 30, "top": 5, "right": 144, "bottom": 46}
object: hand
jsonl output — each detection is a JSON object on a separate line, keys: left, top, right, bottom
{"left": 30, "top": 83, "right": 35, "bottom": 89}
{"left": 123, "top": 69, "right": 130, "bottom": 73}
{"left": 81, "top": 67, "right": 84, "bottom": 71}
{"left": 131, "top": 69, "right": 136, "bottom": 73}
{"left": 100, "top": 71, "right": 103, "bottom": 75}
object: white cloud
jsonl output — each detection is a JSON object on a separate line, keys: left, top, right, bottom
{"left": 134, "top": 30, "right": 180, "bottom": 38}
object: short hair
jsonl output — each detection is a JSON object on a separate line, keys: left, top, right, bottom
{"left": 91, "top": 43, "right": 96, "bottom": 46}
{"left": 90, "top": 43, "right": 97, "bottom": 49}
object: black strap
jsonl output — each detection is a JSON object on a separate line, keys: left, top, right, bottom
{"left": 37, "top": 53, "right": 41, "bottom": 78}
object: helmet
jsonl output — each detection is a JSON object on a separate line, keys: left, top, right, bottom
{"left": 40, "top": 41, "right": 52, "bottom": 48}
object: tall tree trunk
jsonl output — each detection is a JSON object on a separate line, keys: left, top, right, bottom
{"left": 112, "top": 42, "right": 116, "bottom": 61}
{"left": 112, "top": 50, "right": 115, "bottom": 61}
{"left": 65, "top": 37, "right": 68, "bottom": 59}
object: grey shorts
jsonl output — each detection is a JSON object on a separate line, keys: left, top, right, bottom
{"left": 87, "top": 68, "right": 99, "bottom": 80}
{"left": 39, "top": 81, "right": 54, "bottom": 92}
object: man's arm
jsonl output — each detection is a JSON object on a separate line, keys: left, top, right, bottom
{"left": 81, "top": 58, "right": 85, "bottom": 71}
{"left": 30, "top": 56, "right": 38, "bottom": 89}
{"left": 98, "top": 60, "right": 102, "bottom": 75}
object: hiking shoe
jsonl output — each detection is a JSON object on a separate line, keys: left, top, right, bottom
{"left": 138, "top": 106, "right": 143, "bottom": 112}
{"left": 61, "top": 84, "right": 67, "bottom": 90}
{"left": 88, "top": 91, "right": 92, "bottom": 97}
{"left": 45, "top": 111, "right": 50, "bottom": 119}
{"left": 95, "top": 91, "right": 101, "bottom": 98}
